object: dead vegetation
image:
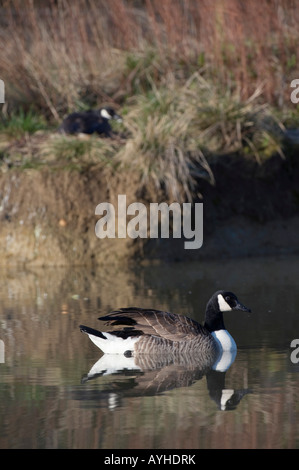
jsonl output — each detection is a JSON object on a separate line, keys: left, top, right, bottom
{"left": 0, "top": 0, "right": 298, "bottom": 201}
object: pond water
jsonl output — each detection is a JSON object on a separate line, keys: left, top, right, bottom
{"left": 0, "top": 255, "right": 299, "bottom": 449}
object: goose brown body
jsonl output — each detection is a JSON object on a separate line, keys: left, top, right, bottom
{"left": 100, "top": 307, "right": 218, "bottom": 358}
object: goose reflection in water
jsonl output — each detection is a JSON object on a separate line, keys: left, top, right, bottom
{"left": 80, "top": 349, "right": 251, "bottom": 412}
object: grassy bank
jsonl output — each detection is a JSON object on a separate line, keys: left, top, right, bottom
{"left": 1, "top": 0, "right": 299, "bottom": 202}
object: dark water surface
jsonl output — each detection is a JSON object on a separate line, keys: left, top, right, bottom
{"left": 0, "top": 255, "right": 299, "bottom": 449}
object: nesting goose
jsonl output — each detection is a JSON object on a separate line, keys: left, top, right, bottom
{"left": 58, "top": 107, "right": 122, "bottom": 137}
{"left": 80, "top": 291, "right": 250, "bottom": 361}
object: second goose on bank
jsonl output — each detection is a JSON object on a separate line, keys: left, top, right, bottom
{"left": 58, "top": 107, "right": 122, "bottom": 137}
{"left": 80, "top": 290, "right": 251, "bottom": 359}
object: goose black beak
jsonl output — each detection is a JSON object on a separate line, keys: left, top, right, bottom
{"left": 114, "top": 114, "right": 123, "bottom": 123}
{"left": 235, "top": 302, "right": 251, "bottom": 313}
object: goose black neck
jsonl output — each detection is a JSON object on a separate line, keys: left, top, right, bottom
{"left": 204, "top": 303, "right": 225, "bottom": 332}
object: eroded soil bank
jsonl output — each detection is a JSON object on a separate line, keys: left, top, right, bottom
{"left": 0, "top": 150, "right": 298, "bottom": 266}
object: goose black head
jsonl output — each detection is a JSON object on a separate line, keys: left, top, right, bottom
{"left": 204, "top": 290, "right": 251, "bottom": 335}
{"left": 215, "top": 291, "right": 251, "bottom": 313}
{"left": 99, "top": 107, "right": 122, "bottom": 122}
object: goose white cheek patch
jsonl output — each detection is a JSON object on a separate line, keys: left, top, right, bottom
{"left": 101, "top": 109, "right": 112, "bottom": 119}
{"left": 221, "top": 389, "right": 235, "bottom": 411}
{"left": 217, "top": 294, "right": 232, "bottom": 312}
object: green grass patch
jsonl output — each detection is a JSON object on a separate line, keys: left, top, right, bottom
{"left": 0, "top": 109, "right": 48, "bottom": 139}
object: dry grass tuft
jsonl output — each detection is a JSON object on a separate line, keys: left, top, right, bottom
{"left": 116, "top": 74, "right": 284, "bottom": 201}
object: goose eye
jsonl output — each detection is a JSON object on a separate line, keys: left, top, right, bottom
{"left": 225, "top": 296, "right": 231, "bottom": 302}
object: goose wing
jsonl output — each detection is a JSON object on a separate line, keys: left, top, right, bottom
{"left": 99, "top": 307, "right": 208, "bottom": 342}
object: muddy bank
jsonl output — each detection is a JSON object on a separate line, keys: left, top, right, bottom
{"left": 0, "top": 150, "right": 298, "bottom": 266}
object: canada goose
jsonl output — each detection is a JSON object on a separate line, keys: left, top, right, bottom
{"left": 58, "top": 107, "right": 122, "bottom": 137}
{"left": 79, "top": 291, "right": 251, "bottom": 361}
